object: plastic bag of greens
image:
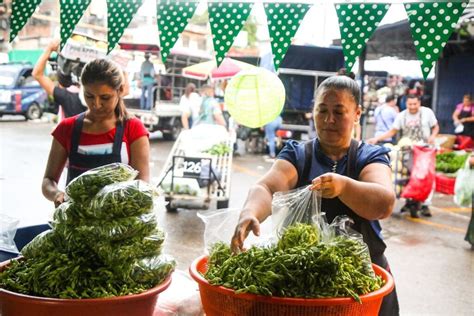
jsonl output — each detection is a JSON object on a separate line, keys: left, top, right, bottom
{"left": 54, "top": 213, "right": 158, "bottom": 245}
{"left": 89, "top": 180, "right": 156, "bottom": 219}
{"left": 95, "top": 232, "right": 165, "bottom": 266}
{"left": 323, "top": 215, "right": 376, "bottom": 278}
{"left": 52, "top": 201, "right": 84, "bottom": 224}
{"left": 454, "top": 159, "right": 474, "bottom": 207}
{"left": 66, "top": 163, "right": 138, "bottom": 205}
{"left": 271, "top": 185, "right": 321, "bottom": 238}
{"left": 21, "top": 229, "right": 54, "bottom": 258}
{"left": 131, "top": 254, "right": 176, "bottom": 285}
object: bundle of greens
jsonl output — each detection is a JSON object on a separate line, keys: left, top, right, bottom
{"left": 66, "top": 163, "right": 138, "bottom": 205}
{"left": 0, "top": 163, "right": 175, "bottom": 299}
{"left": 202, "top": 142, "right": 231, "bottom": 156}
{"left": 436, "top": 152, "right": 469, "bottom": 174}
{"left": 205, "top": 223, "right": 382, "bottom": 303}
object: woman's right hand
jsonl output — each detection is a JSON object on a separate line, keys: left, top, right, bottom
{"left": 53, "top": 191, "right": 65, "bottom": 208}
{"left": 230, "top": 214, "right": 261, "bottom": 253}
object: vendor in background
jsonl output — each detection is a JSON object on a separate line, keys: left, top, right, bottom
{"left": 367, "top": 95, "right": 439, "bottom": 218}
{"left": 42, "top": 59, "right": 150, "bottom": 207}
{"left": 231, "top": 75, "right": 399, "bottom": 315}
{"left": 373, "top": 95, "right": 399, "bottom": 144}
{"left": 139, "top": 52, "right": 156, "bottom": 110}
{"left": 180, "top": 83, "right": 202, "bottom": 130}
{"left": 452, "top": 94, "right": 474, "bottom": 139}
{"left": 194, "top": 85, "right": 226, "bottom": 127}
{"left": 367, "top": 94, "right": 439, "bottom": 145}
{"left": 33, "top": 39, "right": 86, "bottom": 119}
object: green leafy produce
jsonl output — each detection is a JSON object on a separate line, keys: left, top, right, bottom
{"left": 66, "top": 163, "right": 138, "bottom": 205}
{"left": 0, "top": 163, "right": 175, "bottom": 299}
{"left": 205, "top": 223, "right": 382, "bottom": 303}
{"left": 436, "top": 152, "right": 469, "bottom": 174}
{"left": 203, "top": 142, "right": 231, "bottom": 156}
{"left": 89, "top": 180, "right": 156, "bottom": 219}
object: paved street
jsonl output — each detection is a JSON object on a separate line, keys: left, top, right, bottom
{"left": 0, "top": 116, "right": 472, "bottom": 315}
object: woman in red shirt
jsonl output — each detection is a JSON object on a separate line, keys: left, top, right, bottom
{"left": 42, "top": 59, "right": 150, "bottom": 207}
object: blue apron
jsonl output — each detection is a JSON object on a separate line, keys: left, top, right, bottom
{"left": 297, "top": 139, "right": 399, "bottom": 316}
{"left": 66, "top": 113, "right": 125, "bottom": 184}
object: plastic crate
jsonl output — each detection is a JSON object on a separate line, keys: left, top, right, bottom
{"left": 435, "top": 173, "right": 456, "bottom": 195}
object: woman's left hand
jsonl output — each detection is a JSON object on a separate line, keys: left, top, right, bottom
{"left": 310, "top": 173, "right": 348, "bottom": 198}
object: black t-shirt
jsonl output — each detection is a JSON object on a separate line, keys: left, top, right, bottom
{"left": 53, "top": 87, "right": 86, "bottom": 118}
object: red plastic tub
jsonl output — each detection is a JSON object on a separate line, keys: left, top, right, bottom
{"left": 0, "top": 260, "right": 171, "bottom": 316}
{"left": 190, "top": 255, "right": 394, "bottom": 316}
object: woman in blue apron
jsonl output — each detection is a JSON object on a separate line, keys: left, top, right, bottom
{"left": 231, "top": 75, "right": 399, "bottom": 315}
{"left": 42, "top": 59, "right": 150, "bottom": 207}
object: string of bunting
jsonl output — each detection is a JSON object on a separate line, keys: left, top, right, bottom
{"left": 7, "top": 0, "right": 469, "bottom": 78}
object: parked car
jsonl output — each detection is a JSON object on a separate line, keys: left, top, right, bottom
{"left": 0, "top": 62, "right": 48, "bottom": 120}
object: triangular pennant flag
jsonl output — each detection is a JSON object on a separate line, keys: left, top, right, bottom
{"left": 60, "top": 0, "right": 92, "bottom": 50}
{"left": 107, "top": 0, "right": 144, "bottom": 54}
{"left": 264, "top": 2, "right": 311, "bottom": 71}
{"left": 335, "top": 3, "right": 390, "bottom": 71}
{"left": 157, "top": 0, "right": 198, "bottom": 64}
{"left": 405, "top": 1, "right": 469, "bottom": 79}
{"left": 9, "top": 0, "right": 43, "bottom": 42}
{"left": 208, "top": 1, "right": 253, "bottom": 66}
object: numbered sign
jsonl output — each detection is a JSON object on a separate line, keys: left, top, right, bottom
{"left": 182, "top": 157, "right": 203, "bottom": 178}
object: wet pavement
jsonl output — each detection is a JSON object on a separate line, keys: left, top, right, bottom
{"left": 0, "top": 116, "right": 472, "bottom": 315}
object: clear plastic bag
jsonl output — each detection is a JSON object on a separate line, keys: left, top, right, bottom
{"left": 0, "top": 214, "right": 20, "bottom": 254}
{"left": 271, "top": 185, "right": 321, "bottom": 238}
{"left": 323, "top": 216, "right": 376, "bottom": 279}
{"left": 155, "top": 270, "right": 204, "bottom": 316}
{"left": 454, "top": 159, "right": 474, "bottom": 207}
{"left": 65, "top": 163, "right": 138, "bottom": 204}
{"left": 89, "top": 180, "right": 156, "bottom": 219}
{"left": 21, "top": 229, "right": 54, "bottom": 258}
{"left": 197, "top": 208, "right": 272, "bottom": 254}
{"left": 95, "top": 232, "right": 165, "bottom": 266}
{"left": 130, "top": 254, "right": 176, "bottom": 285}
{"left": 54, "top": 213, "right": 158, "bottom": 244}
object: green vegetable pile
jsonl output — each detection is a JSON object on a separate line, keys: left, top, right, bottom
{"left": 0, "top": 163, "right": 175, "bottom": 299}
{"left": 436, "top": 152, "right": 469, "bottom": 174}
{"left": 203, "top": 142, "right": 231, "bottom": 156}
{"left": 66, "top": 163, "right": 138, "bottom": 205}
{"left": 205, "top": 223, "right": 383, "bottom": 303}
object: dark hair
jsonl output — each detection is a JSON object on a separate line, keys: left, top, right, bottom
{"left": 57, "top": 70, "right": 73, "bottom": 88}
{"left": 463, "top": 94, "right": 472, "bottom": 100}
{"left": 406, "top": 94, "right": 420, "bottom": 101}
{"left": 81, "top": 59, "right": 129, "bottom": 122}
{"left": 315, "top": 75, "right": 361, "bottom": 105}
{"left": 385, "top": 94, "right": 396, "bottom": 103}
{"left": 337, "top": 68, "right": 356, "bottom": 80}
{"left": 185, "top": 83, "right": 196, "bottom": 98}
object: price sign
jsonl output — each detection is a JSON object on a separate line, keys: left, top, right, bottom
{"left": 182, "top": 157, "right": 203, "bottom": 178}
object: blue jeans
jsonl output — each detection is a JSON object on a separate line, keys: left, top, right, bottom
{"left": 264, "top": 116, "right": 283, "bottom": 157}
{"left": 140, "top": 83, "right": 154, "bottom": 110}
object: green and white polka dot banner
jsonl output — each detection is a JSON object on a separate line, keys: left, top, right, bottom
{"left": 336, "top": 3, "right": 390, "bottom": 71}
{"left": 404, "top": 1, "right": 469, "bottom": 79}
{"left": 60, "top": 0, "right": 92, "bottom": 50}
{"left": 208, "top": 2, "right": 253, "bottom": 66}
{"left": 264, "top": 2, "right": 311, "bottom": 71}
{"left": 9, "top": 0, "right": 43, "bottom": 42}
{"left": 107, "top": 0, "right": 143, "bottom": 54}
{"left": 157, "top": 0, "right": 198, "bottom": 64}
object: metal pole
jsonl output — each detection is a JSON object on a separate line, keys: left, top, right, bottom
{"left": 358, "top": 47, "right": 367, "bottom": 139}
